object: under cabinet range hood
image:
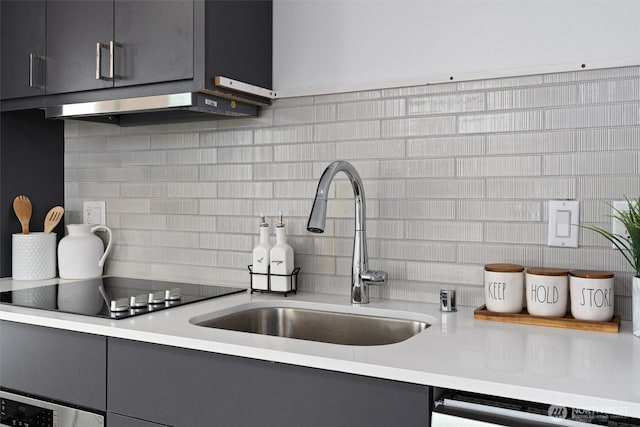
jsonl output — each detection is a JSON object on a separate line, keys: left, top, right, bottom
{"left": 44, "top": 78, "right": 276, "bottom": 126}
{"left": 45, "top": 92, "right": 255, "bottom": 126}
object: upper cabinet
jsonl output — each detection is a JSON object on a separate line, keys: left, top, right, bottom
{"left": 0, "top": 0, "right": 46, "bottom": 99}
{"left": 1, "top": 0, "right": 272, "bottom": 109}
{"left": 46, "top": 0, "right": 194, "bottom": 95}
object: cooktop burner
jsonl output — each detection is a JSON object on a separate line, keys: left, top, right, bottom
{"left": 0, "top": 277, "right": 246, "bottom": 319}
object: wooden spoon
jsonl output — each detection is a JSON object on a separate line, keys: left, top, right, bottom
{"left": 13, "top": 195, "right": 32, "bottom": 234}
{"left": 44, "top": 206, "right": 64, "bottom": 234}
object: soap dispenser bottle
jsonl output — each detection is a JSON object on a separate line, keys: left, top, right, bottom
{"left": 251, "top": 213, "right": 271, "bottom": 290}
{"left": 270, "top": 212, "right": 294, "bottom": 292}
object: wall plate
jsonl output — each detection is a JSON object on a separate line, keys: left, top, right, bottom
{"left": 83, "top": 201, "right": 106, "bottom": 225}
{"left": 547, "top": 200, "right": 579, "bottom": 248}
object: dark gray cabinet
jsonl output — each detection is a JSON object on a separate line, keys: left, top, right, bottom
{"left": 0, "top": 0, "right": 46, "bottom": 99}
{"left": 113, "top": 0, "right": 194, "bottom": 88}
{"left": 108, "top": 338, "right": 431, "bottom": 427}
{"left": 45, "top": 0, "right": 114, "bottom": 94}
{"left": 1, "top": 0, "right": 271, "bottom": 112}
{"left": 46, "top": 0, "right": 193, "bottom": 95}
{"left": 0, "top": 320, "right": 107, "bottom": 410}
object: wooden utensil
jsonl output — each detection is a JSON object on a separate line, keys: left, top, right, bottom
{"left": 13, "top": 195, "right": 32, "bottom": 234}
{"left": 44, "top": 206, "right": 64, "bottom": 234}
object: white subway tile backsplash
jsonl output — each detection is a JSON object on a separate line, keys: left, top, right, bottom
{"left": 149, "top": 166, "right": 198, "bottom": 182}
{"left": 201, "top": 130, "right": 253, "bottom": 147}
{"left": 274, "top": 143, "right": 335, "bottom": 162}
{"left": 405, "top": 221, "right": 483, "bottom": 241}
{"left": 336, "top": 139, "right": 404, "bottom": 160}
{"left": 200, "top": 199, "right": 253, "bottom": 216}
{"left": 219, "top": 182, "right": 273, "bottom": 199}
{"left": 486, "top": 85, "right": 577, "bottom": 110}
{"left": 487, "top": 130, "right": 575, "bottom": 155}
{"left": 380, "top": 158, "right": 455, "bottom": 178}
{"left": 218, "top": 146, "right": 273, "bottom": 163}
{"left": 579, "top": 79, "right": 640, "bottom": 104}
{"left": 254, "top": 125, "right": 314, "bottom": 145}
{"left": 120, "top": 214, "right": 166, "bottom": 231}
{"left": 275, "top": 104, "right": 336, "bottom": 125}
{"left": 381, "top": 116, "right": 456, "bottom": 137}
{"left": 166, "top": 148, "right": 216, "bottom": 165}
{"left": 199, "top": 164, "right": 252, "bottom": 181}
{"left": 457, "top": 200, "right": 542, "bottom": 221}
{"left": 406, "top": 179, "right": 485, "bottom": 199}
{"left": 149, "top": 199, "right": 199, "bottom": 215}
{"left": 166, "top": 183, "right": 218, "bottom": 198}
{"left": 459, "top": 111, "right": 544, "bottom": 134}
{"left": 65, "top": 65, "right": 640, "bottom": 318}
{"left": 379, "top": 200, "right": 456, "bottom": 220}
{"left": 121, "top": 150, "right": 167, "bottom": 166}
{"left": 408, "top": 93, "right": 485, "bottom": 115}
{"left": 315, "top": 121, "right": 380, "bottom": 141}
{"left": 486, "top": 177, "right": 575, "bottom": 199}
{"left": 457, "top": 156, "right": 541, "bottom": 177}
{"left": 150, "top": 133, "right": 199, "bottom": 149}
{"left": 407, "top": 135, "right": 484, "bottom": 158}
{"left": 337, "top": 100, "right": 406, "bottom": 120}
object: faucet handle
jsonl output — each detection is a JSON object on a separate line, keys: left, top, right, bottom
{"left": 362, "top": 270, "right": 387, "bottom": 286}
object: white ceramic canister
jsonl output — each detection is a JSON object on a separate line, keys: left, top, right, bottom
{"left": 569, "top": 270, "right": 614, "bottom": 322}
{"left": 484, "top": 263, "right": 525, "bottom": 313}
{"left": 526, "top": 267, "right": 569, "bottom": 317}
{"left": 58, "top": 224, "right": 113, "bottom": 279}
{"left": 12, "top": 232, "right": 57, "bottom": 281}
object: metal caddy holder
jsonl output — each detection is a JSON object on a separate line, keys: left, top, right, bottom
{"left": 248, "top": 265, "right": 300, "bottom": 296}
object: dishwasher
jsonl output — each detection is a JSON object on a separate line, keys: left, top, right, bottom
{"left": 432, "top": 390, "right": 640, "bottom": 427}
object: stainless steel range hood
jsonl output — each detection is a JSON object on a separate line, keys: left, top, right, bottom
{"left": 45, "top": 91, "right": 259, "bottom": 126}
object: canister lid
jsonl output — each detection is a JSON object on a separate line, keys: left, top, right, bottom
{"left": 526, "top": 267, "right": 569, "bottom": 276}
{"left": 570, "top": 270, "right": 614, "bottom": 279}
{"left": 484, "top": 263, "right": 524, "bottom": 272}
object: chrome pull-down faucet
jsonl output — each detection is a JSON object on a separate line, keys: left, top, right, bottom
{"left": 307, "top": 161, "right": 387, "bottom": 304}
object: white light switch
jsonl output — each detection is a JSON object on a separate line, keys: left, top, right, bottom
{"left": 548, "top": 200, "right": 579, "bottom": 248}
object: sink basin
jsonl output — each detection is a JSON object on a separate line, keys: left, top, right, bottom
{"left": 191, "top": 306, "right": 429, "bottom": 346}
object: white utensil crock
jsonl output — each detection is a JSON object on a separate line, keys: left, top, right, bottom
{"left": 12, "top": 232, "right": 57, "bottom": 280}
{"left": 58, "top": 224, "right": 113, "bottom": 279}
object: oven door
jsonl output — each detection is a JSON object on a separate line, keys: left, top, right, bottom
{"left": 1, "top": 390, "right": 104, "bottom": 427}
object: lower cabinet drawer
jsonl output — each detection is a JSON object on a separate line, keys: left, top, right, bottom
{"left": 108, "top": 337, "right": 431, "bottom": 427}
{"left": 0, "top": 320, "right": 107, "bottom": 410}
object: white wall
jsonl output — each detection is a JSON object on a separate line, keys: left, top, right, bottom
{"left": 273, "top": 0, "right": 640, "bottom": 97}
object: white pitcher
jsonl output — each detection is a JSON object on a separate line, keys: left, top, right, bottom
{"left": 58, "top": 224, "right": 113, "bottom": 279}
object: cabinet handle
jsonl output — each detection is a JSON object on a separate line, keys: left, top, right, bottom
{"left": 29, "top": 53, "right": 35, "bottom": 88}
{"left": 109, "top": 40, "right": 115, "bottom": 79}
{"left": 96, "top": 42, "right": 111, "bottom": 80}
{"left": 29, "top": 53, "right": 44, "bottom": 88}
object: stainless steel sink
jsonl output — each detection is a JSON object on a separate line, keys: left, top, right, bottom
{"left": 191, "top": 306, "right": 429, "bottom": 346}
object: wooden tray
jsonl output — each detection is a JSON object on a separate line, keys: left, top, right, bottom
{"left": 473, "top": 305, "right": 620, "bottom": 333}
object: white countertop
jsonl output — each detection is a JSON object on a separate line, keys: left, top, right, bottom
{"left": 1, "top": 277, "right": 639, "bottom": 418}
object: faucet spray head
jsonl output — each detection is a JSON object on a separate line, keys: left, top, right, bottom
{"left": 307, "top": 198, "right": 327, "bottom": 233}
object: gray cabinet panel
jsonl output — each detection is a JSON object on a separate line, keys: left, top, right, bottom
{"left": 0, "top": 321, "right": 107, "bottom": 410}
{"left": 114, "top": 0, "right": 194, "bottom": 87}
{"left": 46, "top": 0, "right": 114, "bottom": 94}
{"left": 108, "top": 413, "right": 168, "bottom": 427}
{"left": 108, "top": 338, "right": 430, "bottom": 427}
{"left": 0, "top": 0, "right": 46, "bottom": 99}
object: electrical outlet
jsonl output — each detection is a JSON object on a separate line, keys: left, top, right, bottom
{"left": 611, "top": 200, "right": 635, "bottom": 249}
{"left": 83, "top": 201, "right": 106, "bottom": 225}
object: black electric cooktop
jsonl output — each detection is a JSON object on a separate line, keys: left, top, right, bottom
{"left": 0, "top": 277, "right": 246, "bottom": 320}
